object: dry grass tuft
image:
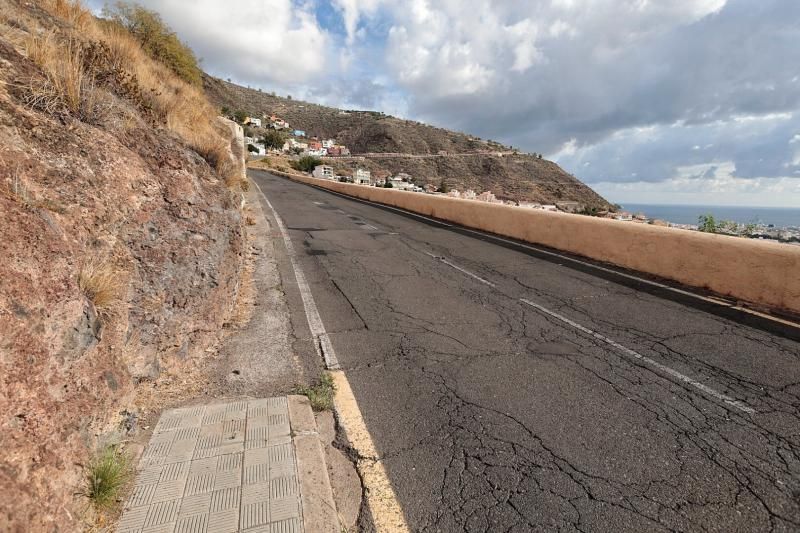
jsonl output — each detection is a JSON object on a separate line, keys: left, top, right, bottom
{"left": 23, "top": 33, "right": 84, "bottom": 116}
{"left": 84, "top": 445, "right": 131, "bottom": 511}
{"left": 24, "top": 1, "right": 237, "bottom": 181}
{"left": 78, "top": 260, "right": 124, "bottom": 319}
{"left": 49, "top": 0, "right": 92, "bottom": 32}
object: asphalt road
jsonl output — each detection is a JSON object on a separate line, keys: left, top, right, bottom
{"left": 251, "top": 170, "right": 800, "bottom": 533}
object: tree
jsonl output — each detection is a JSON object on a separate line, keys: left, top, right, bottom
{"left": 383, "top": 180, "right": 393, "bottom": 189}
{"left": 247, "top": 144, "right": 259, "bottom": 153}
{"left": 221, "top": 106, "right": 231, "bottom": 117}
{"left": 262, "top": 130, "right": 286, "bottom": 150}
{"left": 698, "top": 214, "right": 717, "bottom": 233}
{"left": 437, "top": 180, "right": 449, "bottom": 193}
{"left": 102, "top": 2, "right": 202, "bottom": 86}
{"left": 233, "top": 110, "right": 247, "bottom": 124}
{"left": 291, "top": 156, "right": 322, "bottom": 172}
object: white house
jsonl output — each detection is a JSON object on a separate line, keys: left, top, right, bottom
{"left": 246, "top": 117, "right": 262, "bottom": 128}
{"left": 312, "top": 165, "right": 334, "bottom": 180}
{"left": 306, "top": 148, "right": 327, "bottom": 157}
{"left": 322, "top": 139, "right": 335, "bottom": 149}
{"left": 353, "top": 168, "right": 371, "bottom": 185}
{"left": 390, "top": 175, "right": 415, "bottom": 190}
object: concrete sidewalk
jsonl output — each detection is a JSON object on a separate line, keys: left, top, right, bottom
{"left": 118, "top": 396, "right": 338, "bottom": 533}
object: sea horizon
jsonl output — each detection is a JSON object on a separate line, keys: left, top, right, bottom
{"left": 618, "top": 203, "right": 800, "bottom": 227}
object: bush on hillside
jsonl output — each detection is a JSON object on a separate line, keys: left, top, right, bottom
{"left": 261, "top": 130, "right": 285, "bottom": 149}
{"left": 102, "top": 2, "right": 202, "bottom": 86}
{"left": 291, "top": 156, "right": 322, "bottom": 173}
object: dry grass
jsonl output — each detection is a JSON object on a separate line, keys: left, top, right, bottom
{"left": 49, "top": 0, "right": 92, "bottom": 33}
{"left": 78, "top": 260, "right": 124, "bottom": 319}
{"left": 23, "top": 33, "right": 85, "bottom": 116}
{"left": 27, "top": 0, "right": 235, "bottom": 178}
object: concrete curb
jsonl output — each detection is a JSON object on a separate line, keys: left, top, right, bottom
{"left": 289, "top": 395, "right": 340, "bottom": 533}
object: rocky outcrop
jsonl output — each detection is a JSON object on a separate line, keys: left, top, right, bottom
{"left": 0, "top": 15, "right": 244, "bottom": 532}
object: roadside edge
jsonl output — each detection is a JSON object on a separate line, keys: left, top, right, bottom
{"left": 289, "top": 395, "right": 340, "bottom": 533}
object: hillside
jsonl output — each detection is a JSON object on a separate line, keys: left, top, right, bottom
{"left": 0, "top": 2, "right": 246, "bottom": 529}
{"left": 204, "top": 76, "right": 611, "bottom": 208}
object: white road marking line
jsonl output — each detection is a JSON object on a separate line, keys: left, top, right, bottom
{"left": 425, "top": 252, "right": 496, "bottom": 287}
{"left": 313, "top": 201, "right": 325, "bottom": 205}
{"left": 253, "top": 179, "right": 410, "bottom": 532}
{"left": 456, "top": 227, "right": 800, "bottom": 330}
{"left": 364, "top": 224, "right": 379, "bottom": 231}
{"left": 307, "top": 184, "right": 452, "bottom": 227}
{"left": 254, "top": 180, "right": 340, "bottom": 370}
{"left": 519, "top": 298, "right": 756, "bottom": 414}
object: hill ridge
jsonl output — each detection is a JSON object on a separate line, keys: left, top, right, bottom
{"left": 204, "top": 75, "right": 610, "bottom": 208}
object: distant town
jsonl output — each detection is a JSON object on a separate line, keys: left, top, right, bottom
{"left": 236, "top": 112, "right": 799, "bottom": 247}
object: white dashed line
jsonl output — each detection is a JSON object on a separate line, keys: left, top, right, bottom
{"left": 519, "top": 298, "right": 756, "bottom": 414}
{"left": 424, "top": 252, "right": 496, "bottom": 287}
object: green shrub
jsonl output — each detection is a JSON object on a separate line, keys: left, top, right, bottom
{"left": 291, "top": 155, "right": 322, "bottom": 172}
{"left": 102, "top": 2, "right": 202, "bottom": 86}
{"left": 296, "top": 373, "right": 335, "bottom": 411}
{"left": 698, "top": 214, "right": 717, "bottom": 233}
{"left": 262, "top": 130, "right": 286, "bottom": 149}
{"left": 85, "top": 445, "right": 132, "bottom": 510}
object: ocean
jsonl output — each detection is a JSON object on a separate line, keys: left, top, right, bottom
{"left": 620, "top": 204, "right": 800, "bottom": 228}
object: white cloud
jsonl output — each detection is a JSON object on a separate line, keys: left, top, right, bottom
{"left": 121, "top": 0, "right": 330, "bottom": 87}
{"left": 332, "top": 0, "right": 383, "bottom": 44}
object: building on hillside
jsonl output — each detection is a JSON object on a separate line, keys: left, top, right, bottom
{"left": 293, "top": 130, "right": 306, "bottom": 137}
{"left": 306, "top": 148, "right": 327, "bottom": 157}
{"left": 312, "top": 165, "right": 334, "bottom": 180}
{"left": 309, "top": 141, "right": 322, "bottom": 151}
{"left": 322, "top": 139, "right": 335, "bottom": 149}
{"left": 353, "top": 168, "right": 371, "bottom": 185}
{"left": 477, "top": 191, "right": 498, "bottom": 203}
{"left": 389, "top": 176, "right": 415, "bottom": 191}
{"left": 245, "top": 117, "right": 262, "bottom": 127}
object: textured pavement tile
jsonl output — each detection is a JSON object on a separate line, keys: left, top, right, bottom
{"left": 125, "top": 398, "right": 305, "bottom": 532}
{"left": 208, "top": 508, "right": 240, "bottom": 533}
{"left": 175, "top": 512, "right": 209, "bottom": 533}
{"left": 118, "top": 505, "right": 149, "bottom": 532}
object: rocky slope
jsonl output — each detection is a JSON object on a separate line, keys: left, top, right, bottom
{"left": 0, "top": 2, "right": 245, "bottom": 530}
{"left": 204, "top": 76, "right": 610, "bottom": 208}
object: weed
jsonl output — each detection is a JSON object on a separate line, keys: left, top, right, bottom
{"left": 78, "top": 260, "right": 123, "bottom": 319}
{"left": 84, "top": 445, "right": 131, "bottom": 510}
{"left": 296, "top": 372, "right": 336, "bottom": 411}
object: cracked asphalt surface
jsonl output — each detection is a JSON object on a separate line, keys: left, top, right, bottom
{"left": 251, "top": 170, "right": 800, "bottom": 533}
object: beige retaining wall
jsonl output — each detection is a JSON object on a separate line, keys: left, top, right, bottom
{"left": 267, "top": 170, "right": 800, "bottom": 316}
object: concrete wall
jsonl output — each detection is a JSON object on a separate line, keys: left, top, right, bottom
{"left": 272, "top": 171, "right": 800, "bottom": 316}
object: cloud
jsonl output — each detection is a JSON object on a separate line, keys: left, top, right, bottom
{"left": 91, "top": 0, "right": 332, "bottom": 90}
{"left": 85, "top": 0, "right": 800, "bottom": 204}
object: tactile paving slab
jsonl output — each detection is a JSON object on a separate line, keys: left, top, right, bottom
{"left": 119, "top": 398, "right": 301, "bottom": 533}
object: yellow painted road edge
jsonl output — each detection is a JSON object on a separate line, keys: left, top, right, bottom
{"left": 253, "top": 177, "right": 410, "bottom": 532}
{"left": 330, "top": 371, "right": 411, "bottom": 533}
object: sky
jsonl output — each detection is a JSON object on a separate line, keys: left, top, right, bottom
{"left": 85, "top": 0, "right": 800, "bottom": 207}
